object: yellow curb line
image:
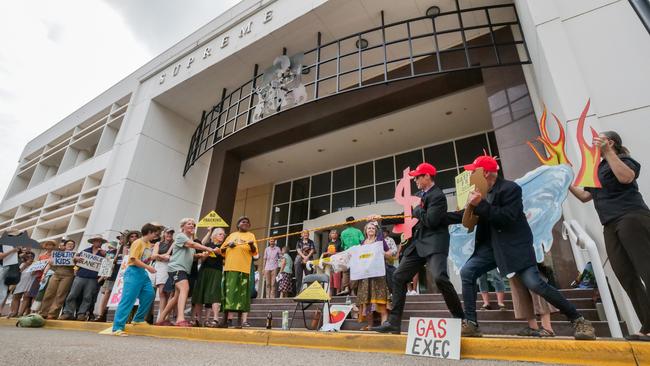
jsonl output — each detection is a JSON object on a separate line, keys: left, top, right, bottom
{"left": 2, "top": 318, "right": 649, "bottom": 365}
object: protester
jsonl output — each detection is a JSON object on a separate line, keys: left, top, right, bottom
{"left": 373, "top": 163, "right": 465, "bottom": 334}
{"left": 510, "top": 264, "right": 557, "bottom": 337}
{"left": 294, "top": 230, "right": 315, "bottom": 290}
{"left": 326, "top": 229, "right": 342, "bottom": 296}
{"left": 339, "top": 217, "right": 364, "bottom": 296}
{"left": 7, "top": 250, "right": 35, "bottom": 317}
{"left": 60, "top": 235, "right": 106, "bottom": 321}
{"left": 93, "top": 240, "right": 121, "bottom": 322}
{"left": 569, "top": 131, "right": 650, "bottom": 341}
{"left": 0, "top": 245, "right": 19, "bottom": 308}
{"left": 478, "top": 269, "right": 506, "bottom": 311}
{"left": 278, "top": 245, "right": 293, "bottom": 298}
{"left": 356, "top": 222, "right": 392, "bottom": 330}
{"left": 156, "top": 218, "right": 215, "bottom": 327}
{"left": 151, "top": 228, "right": 174, "bottom": 321}
{"left": 263, "top": 238, "right": 281, "bottom": 299}
{"left": 30, "top": 240, "right": 57, "bottom": 312}
{"left": 219, "top": 216, "right": 258, "bottom": 328}
{"left": 447, "top": 154, "right": 595, "bottom": 339}
{"left": 39, "top": 239, "right": 77, "bottom": 319}
{"left": 191, "top": 227, "right": 225, "bottom": 327}
{"left": 111, "top": 223, "right": 160, "bottom": 336}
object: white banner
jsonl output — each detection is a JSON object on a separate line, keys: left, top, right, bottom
{"left": 25, "top": 260, "right": 49, "bottom": 273}
{"left": 405, "top": 317, "right": 461, "bottom": 360}
{"left": 76, "top": 251, "right": 104, "bottom": 272}
{"left": 349, "top": 241, "right": 386, "bottom": 281}
{"left": 52, "top": 251, "right": 75, "bottom": 266}
{"left": 107, "top": 255, "right": 139, "bottom": 308}
{"left": 320, "top": 304, "right": 353, "bottom": 332}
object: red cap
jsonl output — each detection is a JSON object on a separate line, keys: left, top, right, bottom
{"left": 464, "top": 155, "right": 499, "bottom": 172}
{"left": 408, "top": 163, "right": 437, "bottom": 177}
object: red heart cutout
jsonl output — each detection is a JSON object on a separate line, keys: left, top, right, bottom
{"left": 329, "top": 310, "right": 346, "bottom": 323}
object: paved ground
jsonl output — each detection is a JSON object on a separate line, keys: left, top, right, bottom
{"left": 0, "top": 327, "right": 566, "bottom": 366}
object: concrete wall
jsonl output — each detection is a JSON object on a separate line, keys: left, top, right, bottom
{"left": 516, "top": 0, "right": 650, "bottom": 333}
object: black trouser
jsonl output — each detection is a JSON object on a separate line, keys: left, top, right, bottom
{"left": 460, "top": 244, "right": 580, "bottom": 324}
{"left": 389, "top": 249, "right": 465, "bottom": 325}
{"left": 604, "top": 210, "right": 650, "bottom": 334}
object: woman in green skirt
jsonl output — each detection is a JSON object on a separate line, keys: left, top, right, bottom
{"left": 219, "top": 216, "right": 258, "bottom": 328}
{"left": 191, "top": 227, "right": 225, "bottom": 327}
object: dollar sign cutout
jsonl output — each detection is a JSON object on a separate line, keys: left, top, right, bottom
{"left": 393, "top": 167, "right": 421, "bottom": 240}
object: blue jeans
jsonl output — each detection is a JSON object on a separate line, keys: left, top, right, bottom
{"left": 478, "top": 269, "right": 505, "bottom": 293}
{"left": 112, "top": 266, "right": 154, "bottom": 331}
{"left": 461, "top": 244, "right": 581, "bottom": 323}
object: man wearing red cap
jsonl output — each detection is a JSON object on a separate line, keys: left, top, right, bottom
{"left": 372, "top": 162, "right": 465, "bottom": 334}
{"left": 448, "top": 155, "right": 596, "bottom": 340}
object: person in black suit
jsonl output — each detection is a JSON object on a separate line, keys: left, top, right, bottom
{"left": 372, "top": 163, "right": 465, "bottom": 334}
{"left": 449, "top": 155, "right": 595, "bottom": 340}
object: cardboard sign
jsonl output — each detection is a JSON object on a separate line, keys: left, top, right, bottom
{"left": 98, "top": 258, "right": 114, "bottom": 278}
{"left": 25, "top": 260, "right": 49, "bottom": 273}
{"left": 294, "top": 281, "right": 330, "bottom": 301}
{"left": 52, "top": 251, "right": 75, "bottom": 266}
{"left": 455, "top": 170, "right": 474, "bottom": 210}
{"left": 76, "top": 251, "right": 104, "bottom": 272}
{"left": 406, "top": 317, "right": 461, "bottom": 360}
{"left": 320, "top": 304, "right": 353, "bottom": 332}
{"left": 197, "top": 211, "right": 229, "bottom": 228}
{"left": 462, "top": 168, "right": 488, "bottom": 232}
{"left": 349, "top": 241, "right": 386, "bottom": 281}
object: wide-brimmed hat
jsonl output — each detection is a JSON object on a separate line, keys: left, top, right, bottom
{"left": 236, "top": 216, "right": 250, "bottom": 226}
{"left": 125, "top": 230, "right": 142, "bottom": 238}
{"left": 87, "top": 234, "right": 108, "bottom": 244}
{"left": 40, "top": 240, "right": 57, "bottom": 249}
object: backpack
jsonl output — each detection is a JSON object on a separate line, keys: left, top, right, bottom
{"left": 16, "top": 314, "right": 45, "bottom": 328}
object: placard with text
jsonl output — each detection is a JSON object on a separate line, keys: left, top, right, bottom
{"left": 405, "top": 317, "right": 461, "bottom": 360}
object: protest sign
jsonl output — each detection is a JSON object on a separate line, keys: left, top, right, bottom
{"left": 52, "top": 251, "right": 74, "bottom": 266}
{"left": 76, "top": 251, "right": 104, "bottom": 272}
{"left": 197, "top": 211, "right": 229, "bottom": 228}
{"left": 320, "top": 304, "right": 353, "bottom": 332}
{"left": 98, "top": 258, "right": 114, "bottom": 278}
{"left": 454, "top": 170, "right": 474, "bottom": 210}
{"left": 108, "top": 256, "right": 130, "bottom": 308}
{"left": 25, "top": 260, "right": 49, "bottom": 273}
{"left": 349, "top": 241, "right": 386, "bottom": 281}
{"left": 294, "top": 281, "right": 330, "bottom": 301}
{"left": 405, "top": 317, "right": 461, "bottom": 360}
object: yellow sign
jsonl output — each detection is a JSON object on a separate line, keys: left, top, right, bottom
{"left": 455, "top": 171, "right": 475, "bottom": 210}
{"left": 294, "top": 281, "right": 330, "bottom": 301}
{"left": 197, "top": 211, "right": 229, "bottom": 228}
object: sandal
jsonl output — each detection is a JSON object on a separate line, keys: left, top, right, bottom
{"left": 204, "top": 319, "right": 219, "bottom": 328}
{"left": 538, "top": 328, "right": 555, "bottom": 337}
{"left": 155, "top": 320, "right": 173, "bottom": 326}
{"left": 241, "top": 321, "right": 252, "bottom": 328}
{"left": 497, "top": 303, "right": 507, "bottom": 311}
{"left": 517, "top": 327, "right": 541, "bottom": 337}
{"left": 175, "top": 320, "right": 193, "bottom": 327}
{"left": 479, "top": 304, "right": 492, "bottom": 311}
{"left": 360, "top": 325, "right": 370, "bottom": 331}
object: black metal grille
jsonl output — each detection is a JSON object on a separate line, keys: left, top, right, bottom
{"left": 184, "top": 2, "right": 530, "bottom": 175}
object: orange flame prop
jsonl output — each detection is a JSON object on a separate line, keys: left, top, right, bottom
{"left": 527, "top": 104, "right": 572, "bottom": 166}
{"left": 573, "top": 99, "right": 601, "bottom": 188}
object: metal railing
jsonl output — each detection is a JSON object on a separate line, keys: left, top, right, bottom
{"left": 562, "top": 219, "right": 623, "bottom": 338}
{"left": 184, "top": 2, "right": 531, "bottom": 175}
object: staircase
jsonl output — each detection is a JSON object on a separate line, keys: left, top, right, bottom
{"left": 246, "top": 288, "right": 625, "bottom": 337}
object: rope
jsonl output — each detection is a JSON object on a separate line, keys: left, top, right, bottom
{"left": 253, "top": 215, "right": 410, "bottom": 243}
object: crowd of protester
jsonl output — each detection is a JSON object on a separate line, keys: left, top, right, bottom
{"left": 0, "top": 131, "right": 648, "bottom": 341}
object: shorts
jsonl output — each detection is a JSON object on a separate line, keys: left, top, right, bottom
{"left": 168, "top": 270, "right": 189, "bottom": 287}
{"left": 102, "top": 280, "right": 115, "bottom": 291}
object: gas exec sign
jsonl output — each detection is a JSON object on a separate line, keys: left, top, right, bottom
{"left": 405, "top": 317, "right": 461, "bottom": 360}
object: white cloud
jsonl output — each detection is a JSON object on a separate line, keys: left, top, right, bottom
{"left": 0, "top": 0, "right": 150, "bottom": 199}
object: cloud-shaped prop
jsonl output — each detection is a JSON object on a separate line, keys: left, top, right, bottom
{"left": 449, "top": 164, "right": 574, "bottom": 272}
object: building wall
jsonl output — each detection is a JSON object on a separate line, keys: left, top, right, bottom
{"left": 516, "top": 0, "right": 650, "bottom": 333}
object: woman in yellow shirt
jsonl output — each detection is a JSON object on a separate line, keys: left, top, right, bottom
{"left": 219, "top": 216, "right": 258, "bottom": 328}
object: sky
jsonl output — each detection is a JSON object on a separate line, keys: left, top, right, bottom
{"left": 0, "top": 0, "right": 240, "bottom": 199}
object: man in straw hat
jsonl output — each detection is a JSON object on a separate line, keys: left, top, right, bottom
{"left": 59, "top": 235, "right": 106, "bottom": 321}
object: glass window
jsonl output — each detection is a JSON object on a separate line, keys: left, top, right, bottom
{"left": 288, "top": 225, "right": 303, "bottom": 250}
{"left": 455, "top": 134, "right": 489, "bottom": 166}
{"left": 424, "top": 142, "right": 455, "bottom": 171}
{"left": 374, "top": 157, "right": 395, "bottom": 183}
{"left": 332, "top": 190, "right": 354, "bottom": 212}
{"left": 435, "top": 169, "right": 457, "bottom": 192}
{"left": 309, "top": 195, "right": 330, "bottom": 219}
{"left": 488, "top": 131, "right": 499, "bottom": 157}
{"left": 355, "top": 162, "right": 373, "bottom": 187}
{"left": 356, "top": 187, "right": 374, "bottom": 206}
{"left": 289, "top": 199, "right": 308, "bottom": 224}
{"left": 273, "top": 182, "right": 291, "bottom": 204}
{"left": 270, "top": 204, "right": 289, "bottom": 227}
{"left": 376, "top": 181, "right": 395, "bottom": 202}
{"left": 291, "top": 178, "right": 310, "bottom": 201}
{"left": 311, "top": 172, "right": 331, "bottom": 197}
{"left": 395, "top": 149, "right": 423, "bottom": 175}
{"left": 333, "top": 167, "right": 354, "bottom": 192}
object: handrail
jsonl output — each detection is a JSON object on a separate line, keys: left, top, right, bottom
{"left": 183, "top": 3, "right": 531, "bottom": 175}
{"left": 562, "top": 219, "right": 623, "bottom": 338}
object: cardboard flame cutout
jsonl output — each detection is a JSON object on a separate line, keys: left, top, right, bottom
{"left": 527, "top": 104, "right": 572, "bottom": 166}
{"left": 392, "top": 167, "right": 420, "bottom": 240}
{"left": 528, "top": 100, "right": 601, "bottom": 188}
{"left": 573, "top": 100, "right": 601, "bottom": 188}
